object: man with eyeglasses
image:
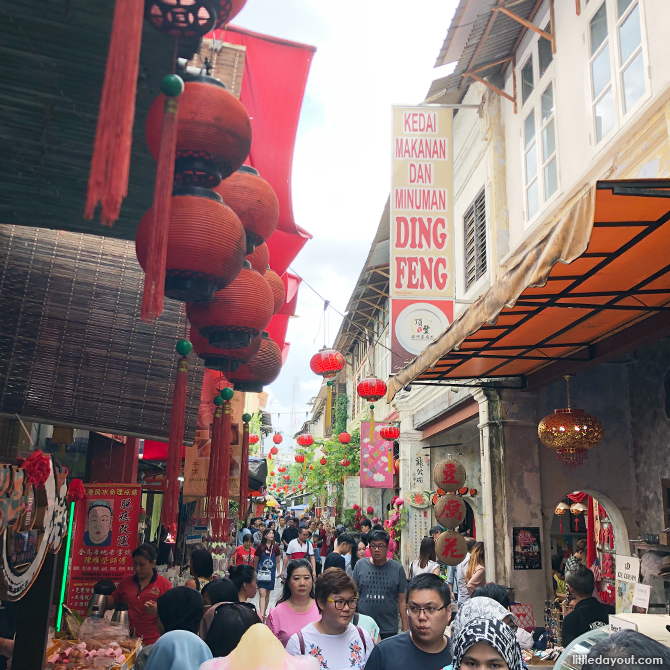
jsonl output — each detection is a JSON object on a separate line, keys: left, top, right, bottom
{"left": 364, "top": 573, "right": 453, "bottom": 670}
{"left": 287, "top": 568, "right": 373, "bottom": 670}
{"left": 352, "top": 529, "right": 408, "bottom": 639}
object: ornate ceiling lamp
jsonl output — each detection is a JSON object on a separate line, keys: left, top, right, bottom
{"left": 310, "top": 348, "right": 345, "bottom": 430}
{"left": 538, "top": 376, "right": 604, "bottom": 468}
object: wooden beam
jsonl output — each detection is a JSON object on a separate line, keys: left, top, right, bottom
{"left": 470, "top": 56, "right": 514, "bottom": 74}
{"left": 370, "top": 268, "right": 389, "bottom": 279}
{"left": 503, "top": 0, "right": 545, "bottom": 76}
{"left": 575, "top": 0, "right": 581, "bottom": 16}
{"left": 357, "top": 296, "right": 389, "bottom": 314}
{"left": 351, "top": 308, "right": 386, "bottom": 329}
{"left": 466, "top": 71, "right": 516, "bottom": 104}
{"left": 496, "top": 6, "right": 553, "bottom": 43}
{"left": 549, "top": 0, "right": 556, "bottom": 53}
{"left": 512, "top": 55, "right": 518, "bottom": 114}
{"left": 466, "top": 0, "right": 506, "bottom": 84}
{"left": 367, "top": 285, "right": 390, "bottom": 298}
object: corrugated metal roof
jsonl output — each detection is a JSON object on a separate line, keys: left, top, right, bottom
{"left": 427, "top": 0, "right": 544, "bottom": 104}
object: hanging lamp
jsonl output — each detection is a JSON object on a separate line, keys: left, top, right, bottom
{"left": 224, "top": 333, "right": 282, "bottom": 392}
{"left": 310, "top": 348, "right": 345, "bottom": 431}
{"left": 555, "top": 502, "right": 570, "bottom": 533}
{"left": 380, "top": 424, "right": 400, "bottom": 474}
{"left": 338, "top": 432, "right": 351, "bottom": 444}
{"left": 189, "top": 327, "right": 261, "bottom": 372}
{"left": 297, "top": 434, "right": 314, "bottom": 447}
{"left": 264, "top": 269, "right": 286, "bottom": 314}
{"left": 246, "top": 242, "right": 269, "bottom": 275}
{"left": 538, "top": 376, "right": 604, "bottom": 468}
{"left": 357, "top": 377, "right": 387, "bottom": 439}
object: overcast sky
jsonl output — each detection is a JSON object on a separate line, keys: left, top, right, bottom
{"left": 234, "top": 1, "right": 458, "bottom": 450}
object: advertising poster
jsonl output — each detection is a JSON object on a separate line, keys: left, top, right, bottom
{"left": 513, "top": 527, "right": 542, "bottom": 570}
{"left": 615, "top": 554, "right": 640, "bottom": 613}
{"left": 360, "top": 422, "right": 393, "bottom": 488}
{"left": 343, "top": 476, "right": 361, "bottom": 509}
{"left": 390, "top": 106, "right": 454, "bottom": 371}
{"left": 66, "top": 484, "right": 142, "bottom": 615}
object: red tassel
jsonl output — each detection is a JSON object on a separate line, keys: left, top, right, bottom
{"left": 85, "top": 0, "right": 144, "bottom": 226}
{"left": 217, "top": 400, "right": 232, "bottom": 542}
{"left": 206, "top": 406, "right": 223, "bottom": 528}
{"left": 161, "top": 356, "right": 189, "bottom": 536}
{"left": 141, "top": 96, "right": 180, "bottom": 322}
{"left": 240, "top": 420, "right": 249, "bottom": 520}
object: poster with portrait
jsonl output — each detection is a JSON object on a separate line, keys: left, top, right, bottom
{"left": 513, "top": 527, "right": 542, "bottom": 570}
{"left": 66, "top": 484, "right": 141, "bottom": 615}
{"left": 360, "top": 422, "right": 393, "bottom": 488}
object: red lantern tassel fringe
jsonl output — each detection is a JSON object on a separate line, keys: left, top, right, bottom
{"left": 206, "top": 406, "right": 223, "bottom": 529}
{"left": 240, "top": 420, "right": 250, "bottom": 520}
{"left": 85, "top": 0, "right": 144, "bottom": 226}
{"left": 141, "top": 96, "right": 179, "bottom": 322}
{"left": 161, "top": 356, "right": 189, "bottom": 537}
{"left": 215, "top": 400, "right": 232, "bottom": 542}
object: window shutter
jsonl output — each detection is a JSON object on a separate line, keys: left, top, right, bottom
{"left": 464, "top": 189, "right": 487, "bottom": 290}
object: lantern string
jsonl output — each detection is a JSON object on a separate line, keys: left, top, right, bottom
{"left": 564, "top": 375, "right": 572, "bottom": 409}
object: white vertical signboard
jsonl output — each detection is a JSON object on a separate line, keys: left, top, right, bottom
{"left": 390, "top": 107, "right": 454, "bottom": 371}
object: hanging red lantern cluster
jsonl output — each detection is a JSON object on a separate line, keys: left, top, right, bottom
{"left": 310, "top": 347, "right": 345, "bottom": 430}
{"left": 297, "top": 434, "right": 314, "bottom": 447}
{"left": 189, "top": 326, "right": 261, "bottom": 372}
{"left": 222, "top": 333, "right": 282, "bottom": 392}
{"left": 246, "top": 242, "right": 269, "bottom": 275}
{"left": 357, "top": 377, "right": 387, "bottom": 437}
{"left": 380, "top": 425, "right": 400, "bottom": 440}
{"left": 340, "top": 458, "right": 351, "bottom": 467}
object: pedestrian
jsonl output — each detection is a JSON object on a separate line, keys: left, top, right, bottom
{"left": 562, "top": 565, "right": 614, "bottom": 647}
{"left": 465, "top": 542, "right": 486, "bottom": 596}
{"left": 552, "top": 555, "right": 566, "bottom": 599}
{"left": 232, "top": 534, "right": 255, "bottom": 566}
{"left": 347, "top": 537, "right": 367, "bottom": 577}
{"left": 586, "top": 630, "right": 670, "bottom": 666}
{"left": 144, "top": 630, "right": 212, "bottom": 670}
{"left": 106, "top": 543, "right": 172, "bottom": 645}
{"left": 255, "top": 528, "right": 281, "bottom": 620}
{"left": 253, "top": 520, "right": 266, "bottom": 547}
{"left": 135, "top": 586, "right": 205, "bottom": 670}
{"left": 456, "top": 536, "right": 477, "bottom": 604}
{"left": 229, "top": 564, "right": 258, "bottom": 604}
{"left": 282, "top": 525, "right": 316, "bottom": 576}
{"left": 564, "top": 540, "right": 587, "bottom": 580}
{"left": 359, "top": 518, "right": 372, "bottom": 534}
{"left": 352, "top": 529, "right": 408, "bottom": 639}
{"left": 450, "top": 596, "right": 512, "bottom": 641}
{"left": 364, "top": 574, "right": 453, "bottom": 670}
{"left": 452, "top": 615, "right": 523, "bottom": 670}
{"left": 286, "top": 568, "right": 373, "bottom": 670}
{"left": 266, "top": 558, "right": 320, "bottom": 647}
{"left": 282, "top": 518, "right": 299, "bottom": 558}
{"left": 185, "top": 548, "right": 214, "bottom": 592}
{"left": 237, "top": 520, "right": 252, "bottom": 546}
{"left": 323, "top": 533, "right": 354, "bottom": 571}
{"left": 429, "top": 525, "right": 444, "bottom": 542}
{"left": 199, "top": 580, "right": 239, "bottom": 638}
{"left": 409, "top": 537, "right": 440, "bottom": 578}
{"left": 319, "top": 522, "right": 336, "bottom": 565}
{"left": 202, "top": 601, "right": 262, "bottom": 657}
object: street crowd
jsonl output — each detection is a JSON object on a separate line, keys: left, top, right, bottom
{"left": 116, "top": 512, "right": 670, "bottom": 670}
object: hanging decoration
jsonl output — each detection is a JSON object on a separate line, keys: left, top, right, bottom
{"left": 297, "top": 434, "right": 314, "bottom": 447}
{"left": 249, "top": 434, "right": 260, "bottom": 445}
{"left": 435, "top": 530, "right": 468, "bottom": 566}
{"left": 264, "top": 269, "right": 287, "bottom": 314}
{"left": 538, "top": 376, "right": 604, "bottom": 468}
{"left": 319, "top": 457, "right": 327, "bottom": 466}
{"left": 223, "top": 333, "right": 282, "bottom": 392}
{"left": 294, "top": 454, "right": 305, "bottom": 464}
{"left": 144, "top": 0, "right": 249, "bottom": 37}
{"left": 340, "top": 458, "right": 351, "bottom": 467}
{"left": 357, "top": 377, "right": 387, "bottom": 438}
{"left": 338, "top": 432, "right": 351, "bottom": 444}
{"left": 136, "top": 187, "right": 246, "bottom": 305}
{"left": 214, "top": 166, "right": 279, "bottom": 253}
{"left": 240, "top": 412, "right": 251, "bottom": 520}
{"left": 160, "top": 339, "right": 192, "bottom": 537}
{"left": 246, "top": 242, "right": 269, "bottom": 275}
{"left": 186, "top": 263, "right": 274, "bottom": 348}
{"left": 277, "top": 466, "right": 286, "bottom": 473}
{"left": 273, "top": 434, "right": 283, "bottom": 445}
{"left": 380, "top": 424, "right": 400, "bottom": 474}
{"left": 571, "top": 502, "right": 588, "bottom": 532}
{"left": 433, "top": 458, "right": 466, "bottom": 492}
{"left": 189, "top": 327, "right": 261, "bottom": 372}
{"left": 85, "top": 0, "right": 145, "bottom": 227}
{"left": 555, "top": 502, "right": 570, "bottom": 533}
{"left": 206, "top": 396, "right": 224, "bottom": 534}
{"left": 271, "top": 446, "right": 279, "bottom": 455}
{"left": 310, "top": 348, "right": 345, "bottom": 430}
{"left": 435, "top": 494, "right": 467, "bottom": 530}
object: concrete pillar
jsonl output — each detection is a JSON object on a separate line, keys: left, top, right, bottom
{"left": 398, "top": 429, "right": 427, "bottom": 571}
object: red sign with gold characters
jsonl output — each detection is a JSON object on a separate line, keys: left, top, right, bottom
{"left": 66, "top": 484, "right": 142, "bottom": 615}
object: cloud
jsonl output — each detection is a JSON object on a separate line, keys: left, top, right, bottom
{"left": 373, "top": 473, "right": 386, "bottom": 483}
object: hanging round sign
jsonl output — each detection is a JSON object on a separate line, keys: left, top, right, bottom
{"left": 433, "top": 458, "right": 466, "bottom": 492}
{"left": 435, "top": 530, "right": 468, "bottom": 566}
{"left": 434, "top": 494, "right": 467, "bottom": 530}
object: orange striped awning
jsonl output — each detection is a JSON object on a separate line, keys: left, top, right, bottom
{"left": 387, "top": 180, "right": 670, "bottom": 400}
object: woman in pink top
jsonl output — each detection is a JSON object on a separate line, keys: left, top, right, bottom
{"left": 266, "top": 558, "right": 320, "bottom": 647}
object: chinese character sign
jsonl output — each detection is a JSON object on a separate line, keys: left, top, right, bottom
{"left": 360, "top": 422, "right": 393, "bottom": 489}
{"left": 66, "top": 484, "right": 141, "bottom": 615}
{"left": 435, "top": 530, "right": 467, "bottom": 566}
{"left": 435, "top": 494, "right": 466, "bottom": 530}
{"left": 410, "top": 449, "right": 430, "bottom": 490}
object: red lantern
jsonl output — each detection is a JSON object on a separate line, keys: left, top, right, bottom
{"left": 246, "top": 242, "right": 269, "bottom": 275}
{"left": 310, "top": 348, "right": 345, "bottom": 378}
{"left": 249, "top": 434, "right": 260, "bottom": 444}
{"left": 295, "top": 454, "right": 305, "bottom": 464}
{"left": 299, "top": 476, "right": 304, "bottom": 482}
{"left": 190, "top": 327, "right": 261, "bottom": 372}
{"left": 380, "top": 425, "right": 400, "bottom": 440}
{"left": 338, "top": 432, "right": 351, "bottom": 444}
{"left": 270, "top": 471, "right": 275, "bottom": 476}
{"left": 357, "top": 377, "right": 387, "bottom": 439}
{"left": 340, "top": 458, "right": 351, "bottom": 467}
{"left": 273, "top": 434, "right": 283, "bottom": 445}
{"left": 214, "top": 166, "right": 279, "bottom": 252}
{"left": 264, "top": 269, "right": 286, "bottom": 314}
{"left": 144, "top": 0, "right": 248, "bottom": 37}
{"left": 187, "top": 264, "right": 274, "bottom": 348}
{"left": 283, "top": 474, "right": 290, "bottom": 480}
{"left": 224, "top": 333, "right": 282, "bottom": 393}
{"left": 319, "top": 457, "right": 327, "bottom": 466}
{"left": 146, "top": 75, "right": 251, "bottom": 187}
{"left": 271, "top": 446, "right": 279, "bottom": 455}
{"left": 297, "top": 434, "right": 314, "bottom": 447}
{"left": 299, "top": 484, "right": 304, "bottom": 491}
{"left": 136, "top": 188, "right": 246, "bottom": 304}
{"left": 278, "top": 466, "right": 286, "bottom": 472}
{"left": 309, "top": 464, "right": 314, "bottom": 470}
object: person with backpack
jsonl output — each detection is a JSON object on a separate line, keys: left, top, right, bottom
{"left": 286, "top": 568, "right": 373, "bottom": 670}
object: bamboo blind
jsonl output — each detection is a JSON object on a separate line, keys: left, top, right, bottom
{"left": 0, "top": 224, "right": 203, "bottom": 441}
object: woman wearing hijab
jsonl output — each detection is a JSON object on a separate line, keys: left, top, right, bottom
{"left": 450, "top": 596, "right": 514, "bottom": 641}
{"left": 144, "top": 630, "right": 212, "bottom": 670}
{"left": 453, "top": 616, "right": 523, "bottom": 670}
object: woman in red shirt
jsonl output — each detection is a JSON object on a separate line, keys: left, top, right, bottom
{"left": 232, "top": 534, "right": 255, "bottom": 566}
{"left": 107, "top": 543, "right": 172, "bottom": 644}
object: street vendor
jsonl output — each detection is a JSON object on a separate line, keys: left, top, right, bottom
{"left": 106, "top": 543, "right": 172, "bottom": 644}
